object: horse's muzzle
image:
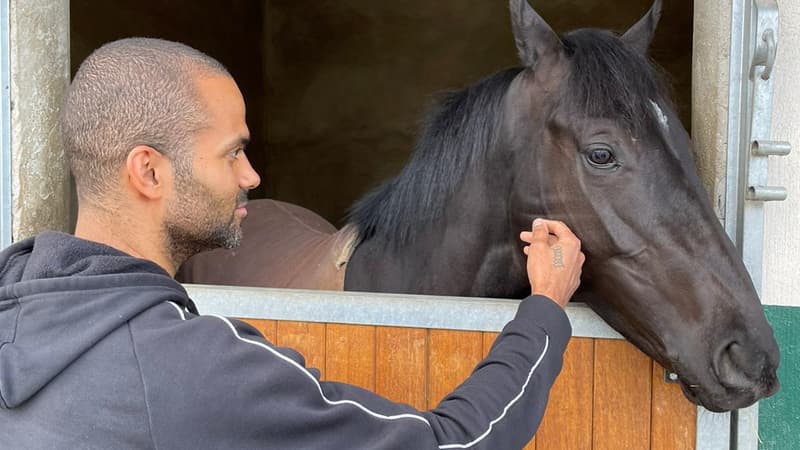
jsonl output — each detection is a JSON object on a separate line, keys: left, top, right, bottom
{"left": 680, "top": 338, "right": 780, "bottom": 412}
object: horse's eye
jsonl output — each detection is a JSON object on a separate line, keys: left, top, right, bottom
{"left": 587, "top": 147, "right": 616, "bottom": 167}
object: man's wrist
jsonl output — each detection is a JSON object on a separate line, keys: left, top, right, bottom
{"left": 531, "top": 289, "right": 567, "bottom": 309}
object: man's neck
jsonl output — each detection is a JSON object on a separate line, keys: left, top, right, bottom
{"left": 74, "top": 204, "right": 177, "bottom": 276}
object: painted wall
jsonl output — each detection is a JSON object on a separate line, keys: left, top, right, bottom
{"left": 760, "top": 306, "right": 799, "bottom": 450}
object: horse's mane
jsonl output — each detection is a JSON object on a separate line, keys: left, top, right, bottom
{"left": 348, "top": 29, "right": 670, "bottom": 247}
{"left": 560, "top": 28, "right": 671, "bottom": 134}
{"left": 346, "top": 67, "right": 523, "bottom": 246}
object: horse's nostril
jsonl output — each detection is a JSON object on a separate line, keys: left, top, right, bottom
{"left": 715, "top": 342, "right": 756, "bottom": 390}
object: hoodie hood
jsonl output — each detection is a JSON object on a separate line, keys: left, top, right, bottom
{"left": 0, "top": 232, "right": 195, "bottom": 409}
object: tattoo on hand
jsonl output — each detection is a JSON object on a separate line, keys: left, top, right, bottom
{"left": 553, "top": 246, "right": 565, "bottom": 267}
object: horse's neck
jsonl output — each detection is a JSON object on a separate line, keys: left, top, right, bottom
{"left": 346, "top": 170, "right": 530, "bottom": 298}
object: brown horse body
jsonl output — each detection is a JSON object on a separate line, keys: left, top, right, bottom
{"left": 179, "top": 199, "right": 356, "bottom": 291}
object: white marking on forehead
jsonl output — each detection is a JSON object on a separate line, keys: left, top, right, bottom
{"left": 649, "top": 99, "right": 669, "bottom": 131}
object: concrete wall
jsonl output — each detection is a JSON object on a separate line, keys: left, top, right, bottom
{"left": 9, "top": 0, "right": 71, "bottom": 239}
{"left": 763, "top": 1, "right": 800, "bottom": 309}
{"left": 691, "top": 1, "right": 730, "bottom": 218}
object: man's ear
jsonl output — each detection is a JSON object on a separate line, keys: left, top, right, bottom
{"left": 125, "top": 145, "right": 169, "bottom": 200}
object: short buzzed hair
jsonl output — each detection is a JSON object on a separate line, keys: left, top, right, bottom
{"left": 61, "top": 38, "right": 230, "bottom": 203}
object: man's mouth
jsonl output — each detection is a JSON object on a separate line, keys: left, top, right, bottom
{"left": 235, "top": 191, "right": 249, "bottom": 217}
{"left": 235, "top": 203, "right": 248, "bottom": 218}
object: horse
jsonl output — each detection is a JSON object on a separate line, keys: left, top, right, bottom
{"left": 178, "top": 0, "right": 780, "bottom": 413}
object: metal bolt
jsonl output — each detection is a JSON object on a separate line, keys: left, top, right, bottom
{"left": 664, "top": 371, "right": 680, "bottom": 383}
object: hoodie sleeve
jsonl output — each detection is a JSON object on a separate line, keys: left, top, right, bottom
{"left": 132, "top": 295, "right": 571, "bottom": 450}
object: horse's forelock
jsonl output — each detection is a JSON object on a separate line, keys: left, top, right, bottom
{"left": 560, "top": 28, "right": 674, "bottom": 136}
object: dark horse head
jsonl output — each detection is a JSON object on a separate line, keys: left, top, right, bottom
{"left": 346, "top": 0, "right": 780, "bottom": 411}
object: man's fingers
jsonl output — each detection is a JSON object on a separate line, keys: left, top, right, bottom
{"left": 521, "top": 220, "right": 565, "bottom": 244}
{"left": 536, "top": 219, "right": 576, "bottom": 241}
{"left": 521, "top": 221, "right": 567, "bottom": 251}
{"left": 531, "top": 219, "right": 549, "bottom": 242}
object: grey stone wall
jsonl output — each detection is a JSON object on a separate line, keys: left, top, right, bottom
{"left": 692, "top": 1, "right": 731, "bottom": 220}
{"left": 10, "top": 0, "right": 71, "bottom": 239}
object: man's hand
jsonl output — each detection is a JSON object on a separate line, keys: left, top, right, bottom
{"left": 519, "top": 219, "right": 585, "bottom": 308}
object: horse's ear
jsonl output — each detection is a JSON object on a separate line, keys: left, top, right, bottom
{"left": 510, "top": 0, "right": 562, "bottom": 68}
{"left": 621, "top": 0, "right": 663, "bottom": 54}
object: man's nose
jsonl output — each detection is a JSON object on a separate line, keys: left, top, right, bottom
{"left": 239, "top": 154, "right": 261, "bottom": 190}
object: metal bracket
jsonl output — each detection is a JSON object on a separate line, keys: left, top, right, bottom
{"left": 746, "top": 139, "right": 790, "bottom": 201}
{"left": 753, "top": 28, "right": 777, "bottom": 80}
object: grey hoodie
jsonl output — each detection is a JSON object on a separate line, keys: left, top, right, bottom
{"left": 0, "top": 232, "right": 571, "bottom": 449}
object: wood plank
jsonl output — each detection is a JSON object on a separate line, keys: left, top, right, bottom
{"left": 651, "top": 361, "right": 697, "bottom": 450}
{"left": 375, "top": 326, "right": 427, "bottom": 409}
{"left": 238, "top": 318, "right": 277, "bottom": 344}
{"left": 428, "top": 329, "right": 483, "bottom": 408}
{"left": 535, "top": 337, "right": 594, "bottom": 450}
{"left": 325, "top": 324, "right": 376, "bottom": 391}
{"left": 275, "top": 321, "right": 327, "bottom": 378}
{"left": 482, "top": 332, "right": 499, "bottom": 355}
{"left": 592, "top": 339, "right": 652, "bottom": 450}
{"left": 484, "top": 332, "right": 536, "bottom": 450}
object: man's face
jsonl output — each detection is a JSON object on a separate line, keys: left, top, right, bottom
{"left": 164, "top": 74, "right": 260, "bottom": 259}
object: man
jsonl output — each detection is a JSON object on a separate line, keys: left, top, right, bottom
{"left": 0, "top": 38, "right": 584, "bottom": 449}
